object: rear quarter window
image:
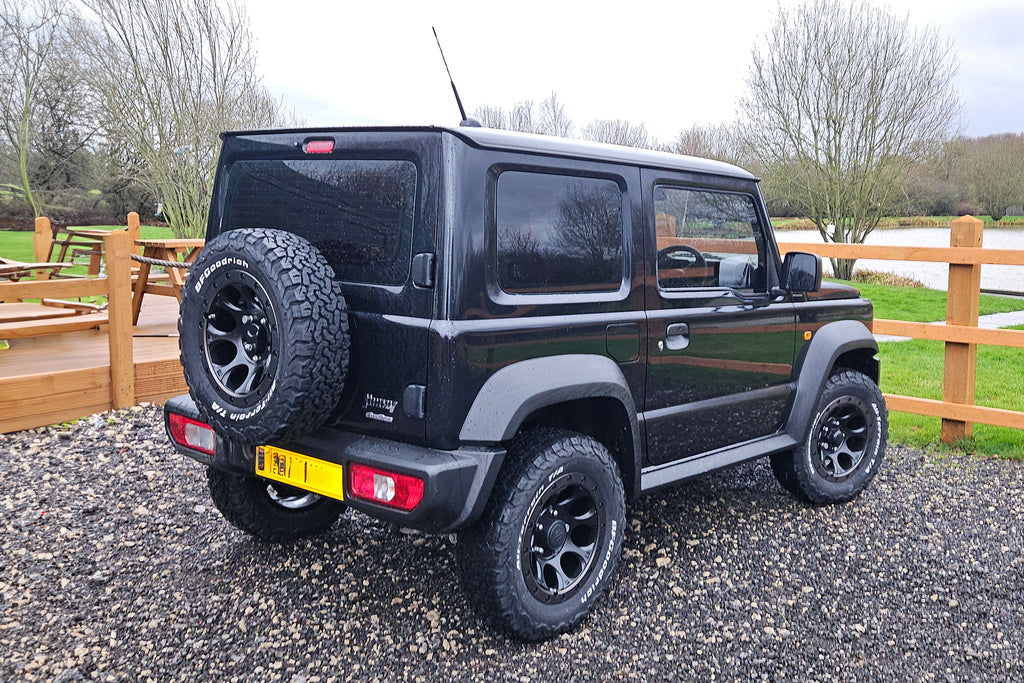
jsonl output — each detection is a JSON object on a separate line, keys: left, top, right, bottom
{"left": 495, "top": 171, "right": 624, "bottom": 294}
{"left": 222, "top": 159, "right": 417, "bottom": 286}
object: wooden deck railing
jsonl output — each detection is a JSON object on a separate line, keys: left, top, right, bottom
{"left": 1, "top": 228, "right": 136, "bottom": 409}
{"left": 779, "top": 215, "right": 1024, "bottom": 443}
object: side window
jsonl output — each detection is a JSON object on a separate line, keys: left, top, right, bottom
{"left": 654, "top": 186, "right": 766, "bottom": 292}
{"left": 496, "top": 171, "right": 624, "bottom": 294}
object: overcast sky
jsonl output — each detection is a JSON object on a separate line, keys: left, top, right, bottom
{"left": 246, "top": 0, "right": 1024, "bottom": 142}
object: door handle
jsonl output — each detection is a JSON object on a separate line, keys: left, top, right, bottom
{"left": 665, "top": 322, "right": 690, "bottom": 350}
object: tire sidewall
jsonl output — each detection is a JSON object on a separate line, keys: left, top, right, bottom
{"left": 797, "top": 373, "right": 886, "bottom": 502}
{"left": 182, "top": 243, "right": 295, "bottom": 436}
{"left": 503, "top": 451, "right": 625, "bottom": 632}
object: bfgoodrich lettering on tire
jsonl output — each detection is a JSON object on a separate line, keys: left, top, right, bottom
{"left": 179, "top": 228, "right": 349, "bottom": 444}
{"left": 770, "top": 369, "right": 888, "bottom": 504}
{"left": 456, "top": 429, "right": 626, "bottom": 640}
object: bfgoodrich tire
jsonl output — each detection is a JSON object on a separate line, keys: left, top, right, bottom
{"left": 456, "top": 429, "right": 626, "bottom": 640}
{"left": 207, "top": 468, "right": 345, "bottom": 543}
{"left": 179, "top": 229, "right": 349, "bottom": 444}
{"left": 770, "top": 369, "right": 888, "bottom": 504}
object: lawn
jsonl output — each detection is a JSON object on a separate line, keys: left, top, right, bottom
{"left": 844, "top": 280, "right": 1024, "bottom": 322}
{"left": 839, "top": 281, "right": 1024, "bottom": 458}
{"left": 879, "top": 332, "right": 1024, "bottom": 459}
{"left": 0, "top": 224, "right": 174, "bottom": 276}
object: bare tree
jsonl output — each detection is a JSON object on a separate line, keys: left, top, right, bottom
{"left": 473, "top": 105, "right": 508, "bottom": 130}
{"left": 952, "top": 134, "right": 1024, "bottom": 222}
{"left": 671, "top": 123, "right": 745, "bottom": 165}
{"left": 741, "top": 0, "right": 961, "bottom": 279}
{"left": 509, "top": 100, "right": 542, "bottom": 134}
{"left": 581, "top": 119, "right": 653, "bottom": 149}
{"left": 539, "top": 92, "right": 572, "bottom": 138}
{"left": 0, "top": 0, "right": 67, "bottom": 216}
{"left": 77, "top": 0, "right": 282, "bottom": 237}
{"left": 475, "top": 93, "right": 574, "bottom": 138}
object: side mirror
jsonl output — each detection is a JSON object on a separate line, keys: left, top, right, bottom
{"left": 780, "top": 251, "right": 822, "bottom": 293}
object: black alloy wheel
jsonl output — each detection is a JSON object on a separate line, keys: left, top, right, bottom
{"left": 522, "top": 475, "right": 604, "bottom": 603}
{"left": 204, "top": 270, "right": 279, "bottom": 404}
{"left": 811, "top": 395, "right": 874, "bottom": 480}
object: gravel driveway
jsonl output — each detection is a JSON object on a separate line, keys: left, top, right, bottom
{"left": 2, "top": 407, "right": 1022, "bottom": 682}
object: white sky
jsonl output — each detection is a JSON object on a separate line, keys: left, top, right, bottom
{"left": 246, "top": 0, "right": 1024, "bottom": 141}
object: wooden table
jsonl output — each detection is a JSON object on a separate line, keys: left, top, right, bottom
{"left": 131, "top": 239, "right": 204, "bottom": 324}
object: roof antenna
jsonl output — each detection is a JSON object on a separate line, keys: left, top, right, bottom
{"left": 432, "top": 27, "right": 480, "bottom": 127}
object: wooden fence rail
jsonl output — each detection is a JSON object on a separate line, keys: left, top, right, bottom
{"left": 779, "top": 214, "right": 1024, "bottom": 442}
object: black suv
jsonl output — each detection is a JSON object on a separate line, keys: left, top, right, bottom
{"left": 164, "top": 126, "right": 887, "bottom": 640}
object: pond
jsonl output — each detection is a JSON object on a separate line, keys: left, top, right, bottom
{"left": 779, "top": 226, "right": 1024, "bottom": 293}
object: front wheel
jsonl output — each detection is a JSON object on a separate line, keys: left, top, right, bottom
{"left": 456, "top": 429, "right": 626, "bottom": 640}
{"left": 770, "top": 369, "right": 888, "bottom": 504}
{"left": 206, "top": 468, "right": 345, "bottom": 543}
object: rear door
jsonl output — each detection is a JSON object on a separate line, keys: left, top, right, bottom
{"left": 212, "top": 131, "right": 439, "bottom": 445}
{"left": 641, "top": 170, "right": 796, "bottom": 465}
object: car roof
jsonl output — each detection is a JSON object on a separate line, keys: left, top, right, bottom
{"left": 222, "top": 125, "right": 757, "bottom": 181}
{"left": 450, "top": 126, "right": 757, "bottom": 181}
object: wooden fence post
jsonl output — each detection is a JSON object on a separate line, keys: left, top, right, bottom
{"left": 127, "top": 212, "right": 141, "bottom": 256}
{"left": 941, "top": 215, "right": 984, "bottom": 443}
{"left": 33, "top": 217, "right": 53, "bottom": 275}
{"left": 104, "top": 229, "right": 135, "bottom": 409}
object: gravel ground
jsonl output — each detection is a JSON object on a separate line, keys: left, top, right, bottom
{"left": 2, "top": 406, "right": 1023, "bottom": 682}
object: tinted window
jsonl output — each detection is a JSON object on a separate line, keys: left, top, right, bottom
{"left": 654, "top": 187, "right": 765, "bottom": 291}
{"left": 223, "top": 159, "right": 417, "bottom": 285}
{"left": 496, "top": 171, "right": 624, "bottom": 294}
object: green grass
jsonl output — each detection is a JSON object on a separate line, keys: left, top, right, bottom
{"left": 837, "top": 280, "right": 1024, "bottom": 322}
{"left": 880, "top": 332, "right": 1024, "bottom": 459}
{"left": 0, "top": 224, "right": 174, "bottom": 276}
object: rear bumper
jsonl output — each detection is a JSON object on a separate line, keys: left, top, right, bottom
{"left": 164, "top": 394, "right": 505, "bottom": 534}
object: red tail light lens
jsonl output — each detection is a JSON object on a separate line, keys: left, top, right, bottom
{"left": 349, "top": 463, "right": 424, "bottom": 511}
{"left": 303, "top": 139, "right": 334, "bottom": 154}
{"left": 168, "top": 413, "right": 215, "bottom": 455}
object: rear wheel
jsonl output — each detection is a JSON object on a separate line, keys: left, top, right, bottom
{"left": 456, "top": 429, "right": 625, "bottom": 640}
{"left": 206, "top": 468, "right": 345, "bottom": 543}
{"left": 770, "top": 369, "right": 888, "bottom": 504}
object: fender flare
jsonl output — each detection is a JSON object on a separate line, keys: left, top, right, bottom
{"left": 785, "top": 319, "right": 879, "bottom": 442}
{"left": 459, "top": 354, "right": 642, "bottom": 489}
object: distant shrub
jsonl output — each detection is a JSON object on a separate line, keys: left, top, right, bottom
{"left": 853, "top": 269, "right": 925, "bottom": 287}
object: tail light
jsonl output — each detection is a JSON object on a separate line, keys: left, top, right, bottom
{"left": 349, "top": 463, "right": 424, "bottom": 511}
{"left": 168, "top": 413, "right": 215, "bottom": 455}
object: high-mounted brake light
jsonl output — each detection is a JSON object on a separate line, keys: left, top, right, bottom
{"left": 349, "top": 463, "right": 424, "bottom": 511}
{"left": 168, "top": 413, "right": 215, "bottom": 455}
{"left": 303, "top": 139, "right": 334, "bottom": 154}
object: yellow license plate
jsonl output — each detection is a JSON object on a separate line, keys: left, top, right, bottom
{"left": 255, "top": 445, "right": 345, "bottom": 501}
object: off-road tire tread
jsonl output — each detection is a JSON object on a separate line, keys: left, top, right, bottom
{"left": 771, "top": 369, "right": 887, "bottom": 505}
{"left": 180, "top": 228, "right": 350, "bottom": 443}
{"left": 206, "top": 468, "right": 345, "bottom": 543}
{"left": 456, "top": 428, "right": 625, "bottom": 640}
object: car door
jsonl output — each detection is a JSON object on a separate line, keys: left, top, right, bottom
{"left": 642, "top": 171, "right": 796, "bottom": 465}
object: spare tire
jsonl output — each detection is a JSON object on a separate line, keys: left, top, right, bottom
{"left": 179, "top": 228, "right": 349, "bottom": 444}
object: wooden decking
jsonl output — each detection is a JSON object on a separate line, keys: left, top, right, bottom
{"left": 0, "top": 295, "right": 187, "bottom": 433}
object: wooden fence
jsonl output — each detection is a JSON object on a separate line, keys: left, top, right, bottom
{"left": 779, "top": 215, "right": 1024, "bottom": 443}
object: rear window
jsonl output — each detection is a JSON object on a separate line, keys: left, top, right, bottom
{"left": 222, "top": 159, "right": 417, "bottom": 286}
